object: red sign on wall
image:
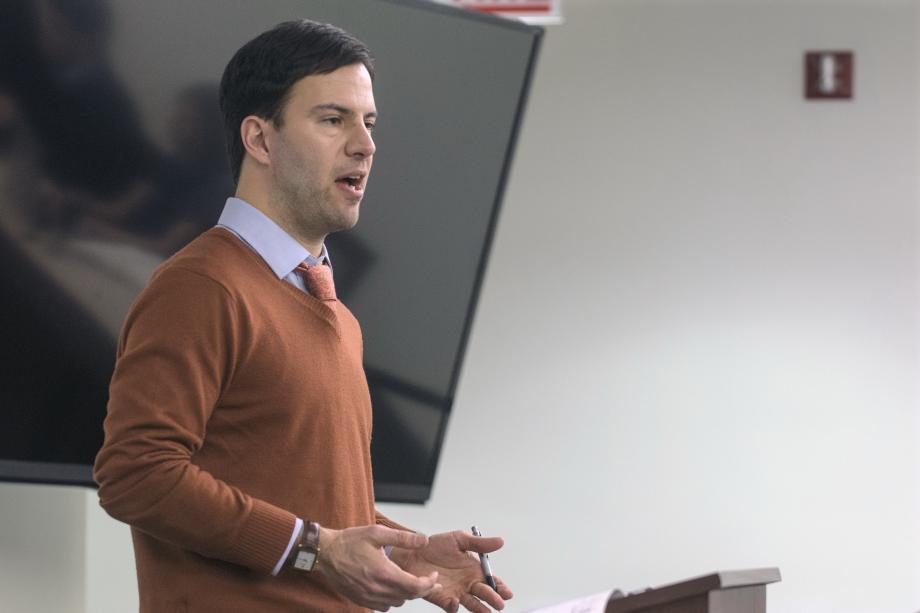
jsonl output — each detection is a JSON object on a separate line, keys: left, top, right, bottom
{"left": 439, "top": 0, "right": 562, "bottom": 24}
{"left": 804, "top": 51, "right": 854, "bottom": 100}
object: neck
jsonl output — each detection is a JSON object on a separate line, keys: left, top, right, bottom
{"left": 234, "top": 184, "right": 325, "bottom": 257}
{"left": 303, "top": 238, "right": 326, "bottom": 260}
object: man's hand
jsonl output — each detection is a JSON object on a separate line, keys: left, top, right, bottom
{"left": 318, "top": 525, "right": 441, "bottom": 611}
{"left": 391, "top": 530, "right": 514, "bottom": 613}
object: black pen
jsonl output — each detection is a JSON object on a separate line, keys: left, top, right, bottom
{"left": 471, "top": 525, "right": 498, "bottom": 591}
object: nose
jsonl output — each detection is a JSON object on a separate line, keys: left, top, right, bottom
{"left": 346, "top": 124, "right": 376, "bottom": 159}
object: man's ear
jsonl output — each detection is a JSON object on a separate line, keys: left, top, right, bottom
{"left": 240, "top": 115, "right": 272, "bottom": 167}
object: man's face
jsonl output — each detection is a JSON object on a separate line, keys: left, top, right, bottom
{"left": 265, "top": 63, "right": 376, "bottom": 246}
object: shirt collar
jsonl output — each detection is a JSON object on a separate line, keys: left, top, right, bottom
{"left": 217, "top": 197, "right": 329, "bottom": 278}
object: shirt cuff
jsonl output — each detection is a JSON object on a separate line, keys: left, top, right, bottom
{"left": 272, "top": 517, "right": 303, "bottom": 576}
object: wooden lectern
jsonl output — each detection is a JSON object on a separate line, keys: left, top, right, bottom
{"left": 606, "top": 568, "right": 781, "bottom": 613}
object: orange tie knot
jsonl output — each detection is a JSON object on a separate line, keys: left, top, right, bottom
{"left": 297, "top": 263, "right": 336, "bottom": 301}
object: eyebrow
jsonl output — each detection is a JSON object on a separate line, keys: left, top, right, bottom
{"left": 311, "top": 103, "right": 377, "bottom": 120}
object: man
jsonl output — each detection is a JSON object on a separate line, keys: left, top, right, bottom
{"left": 94, "top": 20, "right": 512, "bottom": 613}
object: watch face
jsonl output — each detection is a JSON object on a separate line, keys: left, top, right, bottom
{"left": 294, "top": 550, "right": 317, "bottom": 571}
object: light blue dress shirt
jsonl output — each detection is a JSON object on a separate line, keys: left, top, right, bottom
{"left": 217, "top": 196, "right": 330, "bottom": 296}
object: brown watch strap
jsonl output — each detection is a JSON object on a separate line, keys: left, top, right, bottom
{"left": 288, "top": 520, "right": 321, "bottom": 571}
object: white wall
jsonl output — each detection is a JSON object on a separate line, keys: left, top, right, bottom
{"left": 382, "top": 1, "right": 920, "bottom": 612}
{"left": 0, "top": 484, "right": 86, "bottom": 613}
{"left": 3, "top": 1, "right": 919, "bottom": 612}
{"left": 84, "top": 491, "right": 138, "bottom": 613}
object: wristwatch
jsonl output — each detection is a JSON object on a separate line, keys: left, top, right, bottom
{"left": 289, "top": 520, "right": 321, "bottom": 572}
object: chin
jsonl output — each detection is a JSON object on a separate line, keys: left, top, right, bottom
{"left": 339, "top": 206, "right": 361, "bottom": 230}
{"left": 341, "top": 215, "right": 360, "bottom": 231}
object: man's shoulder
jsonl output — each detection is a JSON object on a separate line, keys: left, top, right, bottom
{"left": 124, "top": 228, "right": 275, "bottom": 331}
{"left": 154, "top": 227, "right": 265, "bottom": 286}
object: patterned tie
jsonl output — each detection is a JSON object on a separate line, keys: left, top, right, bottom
{"left": 296, "top": 262, "right": 336, "bottom": 301}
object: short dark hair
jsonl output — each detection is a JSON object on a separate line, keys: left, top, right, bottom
{"left": 219, "top": 20, "right": 374, "bottom": 184}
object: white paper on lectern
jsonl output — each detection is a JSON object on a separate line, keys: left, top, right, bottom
{"left": 522, "top": 589, "right": 614, "bottom": 613}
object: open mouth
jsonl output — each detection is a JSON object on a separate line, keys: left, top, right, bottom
{"left": 335, "top": 173, "right": 365, "bottom": 194}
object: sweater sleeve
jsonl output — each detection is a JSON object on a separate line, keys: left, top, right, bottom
{"left": 93, "top": 266, "right": 296, "bottom": 574}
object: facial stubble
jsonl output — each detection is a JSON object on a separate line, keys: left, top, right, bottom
{"left": 269, "top": 135, "right": 361, "bottom": 250}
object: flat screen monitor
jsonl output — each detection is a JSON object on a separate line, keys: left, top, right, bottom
{"left": 0, "top": 0, "right": 541, "bottom": 503}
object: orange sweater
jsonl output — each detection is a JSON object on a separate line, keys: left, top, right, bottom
{"left": 95, "top": 228, "right": 399, "bottom": 612}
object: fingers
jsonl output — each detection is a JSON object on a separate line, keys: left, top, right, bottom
{"left": 446, "top": 575, "right": 512, "bottom": 613}
{"left": 459, "top": 591, "right": 492, "bottom": 613}
{"left": 462, "top": 575, "right": 513, "bottom": 612}
{"left": 381, "top": 566, "right": 439, "bottom": 598}
{"left": 369, "top": 557, "right": 438, "bottom": 600}
{"left": 428, "top": 590, "right": 460, "bottom": 613}
{"left": 321, "top": 526, "right": 439, "bottom": 609}
{"left": 470, "top": 584, "right": 502, "bottom": 611}
{"left": 353, "top": 585, "right": 406, "bottom": 611}
{"left": 442, "top": 597, "right": 460, "bottom": 613}
{"left": 493, "top": 575, "right": 514, "bottom": 600}
{"left": 460, "top": 532, "right": 505, "bottom": 555}
{"left": 470, "top": 580, "right": 509, "bottom": 611}
{"left": 351, "top": 569, "right": 438, "bottom": 610}
{"left": 369, "top": 525, "right": 430, "bottom": 550}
